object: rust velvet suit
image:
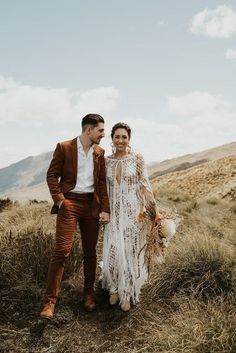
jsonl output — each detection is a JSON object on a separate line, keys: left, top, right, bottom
{"left": 44, "top": 137, "right": 110, "bottom": 305}
{"left": 47, "top": 137, "right": 110, "bottom": 216}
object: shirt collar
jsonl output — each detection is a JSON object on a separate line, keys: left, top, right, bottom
{"left": 77, "top": 136, "right": 94, "bottom": 152}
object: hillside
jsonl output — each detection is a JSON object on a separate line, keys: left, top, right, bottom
{"left": 148, "top": 141, "right": 236, "bottom": 179}
{"left": 152, "top": 155, "right": 236, "bottom": 200}
{"left": 0, "top": 151, "right": 52, "bottom": 201}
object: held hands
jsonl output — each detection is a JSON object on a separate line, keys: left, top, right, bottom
{"left": 99, "top": 212, "right": 110, "bottom": 225}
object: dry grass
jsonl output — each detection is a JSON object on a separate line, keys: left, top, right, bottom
{"left": 148, "top": 231, "right": 236, "bottom": 300}
{"left": 0, "top": 190, "right": 236, "bottom": 353}
{"left": 0, "top": 197, "right": 14, "bottom": 212}
{"left": 0, "top": 203, "right": 82, "bottom": 288}
{"left": 132, "top": 296, "right": 236, "bottom": 353}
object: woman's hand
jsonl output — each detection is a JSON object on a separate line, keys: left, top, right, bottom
{"left": 138, "top": 206, "right": 146, "bottom": 223}
{"left": 155, "top": 212, "right": 163, "bottom": 225}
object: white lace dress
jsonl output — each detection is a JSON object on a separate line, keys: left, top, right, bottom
{"left": 102, "top": 152, "right": 155, "bottom": 304}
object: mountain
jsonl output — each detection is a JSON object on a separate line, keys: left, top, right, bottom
{"left": 0, "top": 151, "right": 53, "bottom": 201}
{"left": 148, "top": 141, "right": 236, "bottom": 179}
{"left": 0, "top": 141, "right": 235, "bottom": 202}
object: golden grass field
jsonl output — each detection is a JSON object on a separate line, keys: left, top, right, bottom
{"left": 0, "top": 179, "right": 235, "bottom": 353}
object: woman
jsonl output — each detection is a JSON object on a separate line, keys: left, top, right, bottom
{"left": 102, "top": 122, "right": 163, "bottom": 311}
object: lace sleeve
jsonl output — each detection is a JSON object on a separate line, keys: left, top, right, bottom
{"left": 136, "top": 153, "right": 157, "bottom": 213}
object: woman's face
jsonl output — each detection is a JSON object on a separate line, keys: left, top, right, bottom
{"left": 112, "top": 128, "right": 130, "bottom": 152}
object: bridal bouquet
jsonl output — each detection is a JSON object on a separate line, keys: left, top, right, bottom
{"left": 141, "top": 200, "right": 182, "bottom": 269}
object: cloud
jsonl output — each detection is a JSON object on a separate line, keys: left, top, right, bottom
{"left": 190, "top": 5, "right": 236, "bottom": 38}
{"left": 0, "top": 146, "right": 27, "bottom": 170}
{"left": 101, "top": 90, "right": 236, "bottom": 165}
{"left": 124, "top": 119, "right": 185, "bottom": 162}
{"left": 159, "top": 19, "right": 168, "bottom": 26}
{"left": 0, "top": 75, "right": 235, "bottom": 168}
{"left": 167, "top": 91, "right": 231, "bottom": 116}
{"left": 166, "top": 91, "right": 236, "bottom": 148}
{"left": 75, "top": 87, "right": 119, "bottom": 115}
{"left": 0, "top": 76, "right": 119, "bottom": 125}
{"left": 107, "top": 92, "right": 236, "bottom": 164}
{"left": 225, "top": 48, "right": 236, "bottom": 60}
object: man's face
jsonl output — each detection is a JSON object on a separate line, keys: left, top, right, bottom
{"left": 88, "top": 123, "right": 105, "bottom": 144}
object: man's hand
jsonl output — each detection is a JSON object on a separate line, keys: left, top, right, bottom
{"left": 57, "top": 199, "right": 65, "bottom": 209}
{"left": 99, "top": 212, "right": 110, "bottom": 224}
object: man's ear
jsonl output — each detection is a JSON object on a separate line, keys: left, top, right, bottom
{"left": 87, "top": 125, "right": 95, "bottom": 133}
{"left": 86, "top": 126, "right": 92, "bottom": 135}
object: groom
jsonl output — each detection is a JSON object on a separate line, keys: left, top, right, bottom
{"left": 40, "top": 113, "right": 110, "bottom": 320}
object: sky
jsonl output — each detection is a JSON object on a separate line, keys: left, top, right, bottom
{"left": 0, "top": 0, "right": 236, "bottom": 168}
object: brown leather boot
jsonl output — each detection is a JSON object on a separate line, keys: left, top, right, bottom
{"left": 40, "top": 257, "right": 65, "bottom": 320}
{"left": 40, "top": 301, "right": 56, "bottom": 320}
{"left": 83, "top": 293, "right": 96, "bottom": 312}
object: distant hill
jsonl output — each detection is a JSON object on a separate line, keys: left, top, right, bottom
{"left": 0, "top": 141, "right": 235, "bottom": 202}
{"left": 0, "top": 151, "right": 52, "bottom": 201}
{"left": 148, "top": 141, "right": 236, "bottom": 179}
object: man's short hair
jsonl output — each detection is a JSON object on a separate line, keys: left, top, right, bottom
{"left": 81, "top": 114, "right": 104, "bottom": 131}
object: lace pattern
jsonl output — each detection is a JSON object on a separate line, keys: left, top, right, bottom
{"left": 102, "top": 152, "right": 154, "bottom": 303}
{"left": 102, "top": 151, "right": 180, "bottom": 304}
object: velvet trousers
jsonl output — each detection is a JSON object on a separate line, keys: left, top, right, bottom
{"left": 44, "top": 192, "right": 99, "bottom": 304}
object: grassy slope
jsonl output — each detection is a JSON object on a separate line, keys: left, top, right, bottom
{"left": 0, "top": 190, "right": 236, "bottom": 353}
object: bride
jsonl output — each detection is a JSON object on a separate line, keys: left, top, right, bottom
{"left": 102, "top": 122, "right": 163, "bottom": 311}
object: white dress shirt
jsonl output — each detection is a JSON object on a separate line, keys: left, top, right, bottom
{"left": 71, "top": 137, "right": 94, "bottom": 193}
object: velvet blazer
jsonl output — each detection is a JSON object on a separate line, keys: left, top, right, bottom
{"left": 47, "top": 137, "right": 110, "bottom": 218}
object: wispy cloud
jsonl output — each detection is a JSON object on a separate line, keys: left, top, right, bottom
{"left": 167, "top": 91, "right": 231, "bottom": 116}
{"left": 190, "top": 5, "right": 236, "bottom": 38}
{"left": 225, "top": 48, "right": 236, "bottom": 60}
{"left": 166, "top": 91, "right": 236, "bottom": 147}
{"left": 0, "top": 76, "right": 119, "bottom": 125}
{"left": 159, "top": 19, "right": 168, "bottom": 26}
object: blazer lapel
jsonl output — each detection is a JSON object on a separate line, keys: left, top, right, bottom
{"left": 71, "top": 137, "right": 78, "bottom": 181}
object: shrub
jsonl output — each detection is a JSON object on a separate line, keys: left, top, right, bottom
{"left": 0, "top": 197, "right": 13, "bottom": 212}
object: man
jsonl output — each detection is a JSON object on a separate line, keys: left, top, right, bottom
{"left": 40, "top": 113, "right": 110, "bottom": 320}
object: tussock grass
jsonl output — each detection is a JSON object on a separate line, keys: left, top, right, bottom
{"left": 0, "top": 197, "right": 14, "bottom": 212}
{"left": 229, "top": 202, "right": 236, "bottom": 214}
{"left": 134, "top": 297, "right": 236, "bottom": 353}
{"left": 0, "top": 204, "right": 82, "bottom": 289}
{"left": 206, "top": 197, "right": 220, "bottom": 205}
{"left": 0, "top": 191, "right": 236, "bottom": 353}
{"left": 148, "top": 232, "right": 236, "bottom": 300}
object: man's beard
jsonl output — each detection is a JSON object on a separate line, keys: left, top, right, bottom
{"left": 91, "top": 137, "right": 101, "bottom": 144}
